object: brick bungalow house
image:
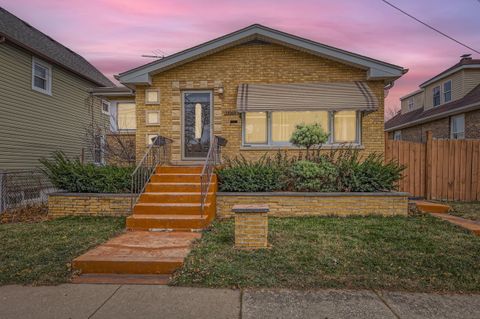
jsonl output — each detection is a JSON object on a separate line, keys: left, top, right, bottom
{"left": 95, "top": 24, "right": 407, "bottom": 164}
{"left": 385, "top": 55, "right": 480, "bottom": 142}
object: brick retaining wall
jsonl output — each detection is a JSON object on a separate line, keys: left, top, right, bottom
{"left": 48, "top": 193, "right": 132, "bottom": 218}
{"left": 216, "top": 192, "right": 408, "bottom": 218}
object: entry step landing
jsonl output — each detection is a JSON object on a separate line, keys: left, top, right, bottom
{"left": 72, "top": 231, "right": 201, "bottom": 283}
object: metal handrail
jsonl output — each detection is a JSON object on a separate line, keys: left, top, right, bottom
{"left": 200, "top": 136, "right": 227, "bottom": 215}
{"left": 130, "top": 136, "right": 172, "bottom": 212}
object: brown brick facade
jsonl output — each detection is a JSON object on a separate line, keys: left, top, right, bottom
{"left": 388, "top": 109, "right": 480, "bottom": 142}
{"left": 134, "top": 42, "right": 385, "bottom": 162}
{"left": 48, "top": 193, "right": 131, "bottom": 217}
{"left": 217, "top": 193, "right": 408, "bottom": 218}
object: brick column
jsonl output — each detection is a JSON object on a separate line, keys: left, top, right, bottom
{"left": 232, "top": 204, "right": 269, "bottom": 249}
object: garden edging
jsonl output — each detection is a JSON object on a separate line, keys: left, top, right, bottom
{"left": 216, "top": 192, "right": 409, "bottom": 218}
{"left": 48, "top": 193, "right": 132, "bottom": 218}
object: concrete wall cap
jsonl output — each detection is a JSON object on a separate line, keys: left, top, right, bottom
{"left": 217, "top": 192, "right": 409, "bottom": 197}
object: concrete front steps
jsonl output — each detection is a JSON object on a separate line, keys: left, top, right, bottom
{"left": 73, "top": 165, "right": 216, "bottom": 284}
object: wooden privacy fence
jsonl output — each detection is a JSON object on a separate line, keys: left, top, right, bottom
{"left": 385, "top": 132, "right": 480, "bottom": 201}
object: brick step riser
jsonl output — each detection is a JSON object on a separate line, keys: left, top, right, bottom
{"left": 138, "top": 194, "right": 214, "bottom": 204}
{"left": 73, "top": 260, "right": 183, "bottom": 275}
{"left": 126, "top": 218, "right": 208, "bottom": 231}
{"left": 133, "top": 205, "right": 215, "bottom": 215}
{"left": 156, "top": 167, "right": 203, "bottom": 174}
{"left": 145, "top": 184, "right": 202, "bottom": 192}
{"left": 151, "top": 175, "right": 201, "bottom": 183}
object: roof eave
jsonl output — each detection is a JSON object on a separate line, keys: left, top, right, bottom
{"left": 117, "top": 25, "right": 406, "bottom": 85}
{"left": 420, "top": 64, "right": 480, "bottom": 88}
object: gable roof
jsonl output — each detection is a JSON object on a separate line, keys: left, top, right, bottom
{"left": 420, "top": 58, "right": 480, "bottom": 88}
{"left": 117, "top": 24, "right": 407, "bottom": 85}
{"left": 0, "top": 7, "right": 114, "bottom": 87}
{"left": 385, "top": 84, "right": 480, "bottom": 132}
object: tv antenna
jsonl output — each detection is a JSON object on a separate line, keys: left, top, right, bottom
{"left": 141, "top": 49, "right": 165, "bottom": 59}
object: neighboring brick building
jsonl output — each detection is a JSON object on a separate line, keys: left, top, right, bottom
{"left": 103, "top": 24, "right": 406, "bottom": 163}
{"left": 385, "top": 55, "right": 480, "bottom": 142}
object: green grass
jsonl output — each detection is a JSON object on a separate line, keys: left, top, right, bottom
{"left": 172, "top": 216, "right": 480, "bottom": 292}
{"left": 0, "top": 216, "right": 125, "bottom": 285}
{"left": 447, "top": 201, "right": 480, "bottom": 221}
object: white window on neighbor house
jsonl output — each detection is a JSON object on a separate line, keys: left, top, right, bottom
{"left": 32, "top": 57, "right": 52, "bottom": 95}
{"left": 433, "top": 86, "right": 441, "bottom": 107}
{"left": 408, "top": 97, "right": 414, "bottom": 110}
{"left": 393, "top": 130, "right": 402, "bottom": 141}
{"left": 443, "top": 80, "right": 452, "bottom": 103}
{"left": 117, "top": 102, "right": 136, "bottom": 131}
{"left": 450, "top": 114, "right": 465, "bottom": 139}
{"left": 243, "top": 110, "right": 359, "bottom": 146}
{"left": 145, "top": 89, "right": 160, "bottom": 104}
{"left": 146, "top": 110, "right": 160, "bottom": 125}
{"left": 101, "top": 100, "right": 110, "bottom": 115}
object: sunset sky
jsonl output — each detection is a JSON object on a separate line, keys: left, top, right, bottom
{"left": 2, "top": 0, "right": 479, "bottom": 115}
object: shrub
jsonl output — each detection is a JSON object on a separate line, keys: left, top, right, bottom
{"left": 216, "top": 155, "right": 283, "bottom": 192}
{"left": 286, "top": 160, "right": 337, "bottom": 192}
{"left": 39, "top": 152, "right": 134, "bottom": 193}
{"left": 290, "top": 123, "right": 329, "bottom": 159}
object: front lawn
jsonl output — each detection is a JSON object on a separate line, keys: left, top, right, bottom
{"left": 0, "top": 216, "right": 125, "bottom": 285}
{"left": 447, "top": 201, "right": 480, "bottom": 221}
{"left": 172, "top": 216, "right": 480, "bottom": 292}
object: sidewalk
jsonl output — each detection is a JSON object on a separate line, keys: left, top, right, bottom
{"left": 0, "top": 284, "right": 479, "bottom": 319}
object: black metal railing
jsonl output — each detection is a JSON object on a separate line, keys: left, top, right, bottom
{"left": 200, "top": 136, "right": 227, "bottom": 215}
{"left": 130, "top": 136, "right": 172, "bottom": 211}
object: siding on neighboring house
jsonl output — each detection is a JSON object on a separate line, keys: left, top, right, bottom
{"left": 464, "top": 69, "right": 480, "bottom": 96}
{"left": 387, "top": 109, "right": 480, "bottom": 143}
{"left": 400, "top": 91, "right": 424, "bottom": 113}
{"left": 424, "top": 71, "right": 463, "bottom": 110}
{"left": 134, "top": 42, "right": 385, "bottom": 162}
{"left": 0, "top": 41, "right": 109, "bottom": 171}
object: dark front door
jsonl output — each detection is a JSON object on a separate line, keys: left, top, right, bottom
{"left": 182, "top": 91, "right": 212, "bottom": 159}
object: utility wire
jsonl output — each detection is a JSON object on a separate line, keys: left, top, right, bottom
{"left": 381, "top": 0, "right": 480, "bottom": 55}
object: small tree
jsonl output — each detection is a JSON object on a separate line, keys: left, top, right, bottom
{"left": 290, "top": 123, "right": 329, "bottom": 159}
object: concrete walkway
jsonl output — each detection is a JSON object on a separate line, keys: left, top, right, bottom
{"left": 1, "top": 284, "right": 479, "bottom": 319}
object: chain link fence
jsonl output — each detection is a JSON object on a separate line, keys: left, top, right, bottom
{"left": 0, "top": 170, "right": 56, "bottom": 213}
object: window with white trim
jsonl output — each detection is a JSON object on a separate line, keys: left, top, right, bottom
{"left": 443, "top": 80, "right": 452, "bottom": 103}
{"left": 117, "top": 102, "right": 136, "bottom": 131}
{"left": 433, "top": 86, "right": 441, "bottom": 107}
{"left": 145, "top": 89, "right": 160, "bottom": 104}
{"left": 393, "top": 130, "right": 402, "bottom": 141}
{"left": 407, "top": 97, "right": 414, "bottom": 110}
{"left": 101, "top": 100, "right": 110, "bottom": 115}
{"left": 243, "top": 110, "right": 360, "bottom": 146}
{"left": 32, "top": 57, "right": 52, "bottom": 95}
{"left": 450, "top": 114, "right": 465, "bottom": 139}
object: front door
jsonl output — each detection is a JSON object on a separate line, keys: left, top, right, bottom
{"left": 182, "top": 91, "right": 212, "bottom": 159}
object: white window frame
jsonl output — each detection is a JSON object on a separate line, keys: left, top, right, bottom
{"left": 115, "top": 101, "right": 136, "bottom": 132}
{"left": 433, "top": 86, "right": 441, "bottom": 107}
{"left": 443, "top": 80, "right": 452, "bottom": 103}
{"left": 145, "top": 88, "right": 160, "bottom": 105}
{"left": 145, "top": 110, "right": 160, "bottom": 126}
{"left": 31, "top": 57, "right": 52, "bottom": 95}
{"left": 242, "top": 110, "right": 361, "bottom": 147}
{"left": 393, "top": 130, "right": 402, "bottom": 141}
{"left": 450, "top": 114, "right": 465, "bottom": 140}
{"left": 101, "top": 100, "right": 110, "bottom": 115}
{"left": 407, "top": 97, "right": 414, "bottom": 110}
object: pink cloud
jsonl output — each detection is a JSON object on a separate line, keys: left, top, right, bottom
{"left": 2, "top": 0, "right": 479, "bottom": 114}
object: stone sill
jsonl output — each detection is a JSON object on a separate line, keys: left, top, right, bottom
{"left": 217, "top": 192, "right": 408, "bottom": 197}
{"left": 49, "top": 192, "right": 132, "bottom": 197}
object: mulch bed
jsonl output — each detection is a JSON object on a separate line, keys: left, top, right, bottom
{"left": 0, "top": 204, "right": 50, "bottom": 224}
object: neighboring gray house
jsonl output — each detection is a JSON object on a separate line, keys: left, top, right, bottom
{"left": 0, "top": 7, "right": 115, "bottom": 210}
{"left": 0, "top": 7, "right": 114, "bottom": 171}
